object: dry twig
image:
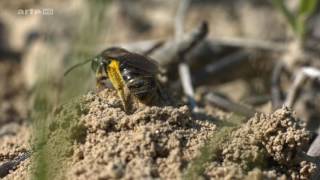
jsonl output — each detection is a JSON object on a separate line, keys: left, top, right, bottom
{"left": 178, "top": 63, "right": 197, "bottom": 109}
{"left": 175, "top": 0, "right": 197, "bottom": 110}
{"left": 308, "top": 134, "right": 320, "bottom": 157}
{"left": 205, "top": 92, "right": 257, "bottom": 118}
{"left": 149, "top": 22, "right": 208, "bottom": 66}
{"left": 285, "top": 67, "right": 320, "bottom": 108}
{"left": 194, "top": 50, "right": 249, "bottom": 86}
{"left": 142, "top": 41, "right": 164, "bottom": 56}
{"left": 0, "top": 151, "right": 31, "bottom": 178}
{"left": 209, "top": 37, "right": 286, "bottom": 52}
{"left": 271, "top": 61, "right": 285, "bottom": 109}
{"left": 95, "top": 36, "right": 287, "bottom": 56}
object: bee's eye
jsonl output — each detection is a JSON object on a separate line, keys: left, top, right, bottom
{"left": 91, "top": 58, "right": 99, "bottom": 72}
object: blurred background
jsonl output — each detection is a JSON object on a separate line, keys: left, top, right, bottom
{"left": 1, "top": 0, "right": 320, "bottom": 146}
{"left": 1, "top": 0, "right": 320, "bottom": 179}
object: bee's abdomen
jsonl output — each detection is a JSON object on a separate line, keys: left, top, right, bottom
{"left": 121, "top": 67, "right": 157, "bottom": 101}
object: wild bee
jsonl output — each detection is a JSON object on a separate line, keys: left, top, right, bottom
{"left": 65, "top": 47, "right": 166, "bottom": 112}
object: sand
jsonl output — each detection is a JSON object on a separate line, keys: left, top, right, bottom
{"left": 1, "top": 90, "right": 316, "bottom": 180}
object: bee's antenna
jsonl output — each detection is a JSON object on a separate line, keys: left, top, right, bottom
{"left": 64, "top": 59, "right": 92, "bottom": 76}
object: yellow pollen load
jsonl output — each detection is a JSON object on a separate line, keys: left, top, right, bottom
{"left": 107, "top": 60, "right": 125, "bottom": 90}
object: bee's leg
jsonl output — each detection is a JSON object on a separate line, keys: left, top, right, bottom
{"left": 95, "top": 76, "right": 108, "bottom": 92}
{"left": 117, "top": 87, "right": 130, "bottom": 112}
{"left": 95, "top": 65, "right": 109, "bottom": 91}
{"left": 155, "top": 81, "right": 173, "bottom": 106}
{"left": 107, "top": 60, "right": 131, "bottom": 112}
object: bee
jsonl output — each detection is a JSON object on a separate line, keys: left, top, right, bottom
{"left": 65, "top": 47, "right": 166, "bottom": 112}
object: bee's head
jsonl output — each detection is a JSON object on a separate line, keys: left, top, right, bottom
{"left": 65, "top": 48, "right": 126, "bottom": 76}
{"left": 91, "top": 47, "right": 128, "bottom": 72}
{"left": 91, "top": 55, "right": 110, "bottom": 72}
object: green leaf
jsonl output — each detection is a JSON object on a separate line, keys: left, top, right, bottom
{"left": 271, "top": 0, "right": 298, "bottom": 33}
{"left": 299, "top": 0, "right": 318, "bottom": 18}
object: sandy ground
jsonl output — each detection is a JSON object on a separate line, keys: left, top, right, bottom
{"left": 1, "top": 89, "right": 316, "bottom": 180}
{"left": 0, "top": 1, "right": 319, "bottom": 179}
{"left": 4, "top": 89, "right": 216, "bottom": 179}
{"left": 204, "top": 107, "right": 315, "bottom": 180}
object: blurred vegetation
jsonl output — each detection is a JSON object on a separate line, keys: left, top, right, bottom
{"left": 31, "top": 0, "right": 111, "bottom": 179}
{"left": 1, "top": 0, "right": 317, "bottom": 179}
{"left": 271, "top": 0, "right": 318, "bottom": 40}
{"left": 185, "top": 114, "right": 247, "bottom": 179}
{"left": 185, "top": 126, "right": 234, "bottom": 179}
{"left": 62, "top": 0, "right": 112, "bottom": 101}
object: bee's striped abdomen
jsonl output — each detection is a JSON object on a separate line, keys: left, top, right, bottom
{"left": 120, "top": 66, "right": 157, "bottom": 103}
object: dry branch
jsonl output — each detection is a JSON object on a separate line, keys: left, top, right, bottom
{"left": 0, "top": 151, "right": 31, "bottom": 178}
{"left": 271, "top": 62, "right": 285, "bottom": 109}
{"left": 193, "top": 50, "right": 250, "bottom": 86}
{"left": 175, "top": 0, "right": 197, "bottom": 110}
{"left": 308, "top": 134, "right": 320, "bottom": 157}
{"left": 285, "top": 67, "right": 320, "bottom": 108}
{"left": 209, "top": 37, "right": 286, "bottom": 52}
{"left": 205, "top": 92, "right": 257, "bottom": 118}
{"left": 178, "top": 63, "right": 197, "bottom": 109}
{"left": 149, "top": 22, "right": 208, "bottom": 66}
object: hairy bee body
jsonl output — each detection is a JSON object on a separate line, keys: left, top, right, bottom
{"left": 120, "top": 64, "right": 158, "bottom": 103}
{"left": 65, "top": 47, "right": 168, "bottom": 112}
{"left": 92, "top": 47, "right": 165, "bottom": 111}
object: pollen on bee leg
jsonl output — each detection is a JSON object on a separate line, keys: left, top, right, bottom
{"left": 116, "top": 89, "right": 127, "bottom": 111}
{"left": 107, "top": 60, "right": 135, "bottom": 113}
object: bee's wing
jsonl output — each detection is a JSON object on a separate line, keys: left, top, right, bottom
{"left": 116, "top": 53, "right": 159, "bottom": 74}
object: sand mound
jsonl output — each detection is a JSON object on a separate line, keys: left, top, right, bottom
{"left": 3, "top": 91, "right": 317, "bottom": 180}
{"left": 204, "top": 107, "right": 316, "bottom": 180}
{"left": 5, "top": 89, "right": 215, "bottom": 179}
{"left": 67, "top": 89, "right": 216, "bottom": 179}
